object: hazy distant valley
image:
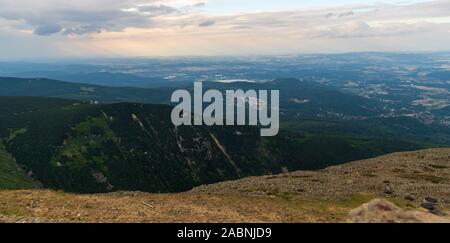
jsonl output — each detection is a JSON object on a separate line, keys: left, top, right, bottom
{"left": 2, "top": 52, "right": 449, "bottom": 126}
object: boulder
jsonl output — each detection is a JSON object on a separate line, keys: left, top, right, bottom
{"left": 348, "top": 199, "right": 450, "bottom": 223}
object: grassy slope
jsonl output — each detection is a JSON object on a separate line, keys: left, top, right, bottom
{"left": 0, "top": 190, "right": 390, "bottom": 223}
{"left": 0, "top": 144, "right": 34, "bottom": 189}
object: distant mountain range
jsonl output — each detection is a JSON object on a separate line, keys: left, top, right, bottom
{"left": 0, "top": 76, "right": 383, "bottom": 117}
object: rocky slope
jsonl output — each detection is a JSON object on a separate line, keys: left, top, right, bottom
{"left": 0, "top": 148, "right": 449, "bottom": 223}
{"left": 194, "top": 148, "right": 450, "bottom": 203}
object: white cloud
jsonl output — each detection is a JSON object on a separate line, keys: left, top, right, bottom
{"left": 0, "top": 0, "right": 449, "bottom": 58}
{"left": 0, "top": 0, "right": 207, "bottom": 35}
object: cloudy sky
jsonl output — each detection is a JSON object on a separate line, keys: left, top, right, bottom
{"left": 0, "top": 0, "right": 449, "bottom": 59}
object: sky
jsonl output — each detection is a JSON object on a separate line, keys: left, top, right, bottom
{"left": 0, "top": 0, "right": 449, "bottom": 59}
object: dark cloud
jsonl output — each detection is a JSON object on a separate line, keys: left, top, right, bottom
{"left": 338, "top": 11, "right": 354, "bottom": 18}
{"left": 192, "top": 2, "right": 206, "bottom": 7}
{"left": 199, "top": 20, "right": 215, "bottom": 27}
{"left": 61, "top": 25, "right": 103, "bottom": 35}
{"left": 33, "top": 24, "right": 62, "bottom": 35}
{"left": 326, "top": 11, "right": 354, "bottom": 18}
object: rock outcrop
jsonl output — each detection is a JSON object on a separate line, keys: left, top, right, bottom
{"left": 348, "top": 199, "right": 450, "bottom": 223}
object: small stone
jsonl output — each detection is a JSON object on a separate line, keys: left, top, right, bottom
{"left": 404, "top": 194, "right": 417, "bottom": 202}
{"left": 384, "top": 185, "right": 394, "bottom": 195}
{"left": 424, "top": 197, "right": 439, "bottom": 204}
{"left": 421, "top": 201, "right": 436, "bottom": 211}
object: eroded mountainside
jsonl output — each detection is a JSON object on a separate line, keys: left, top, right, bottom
{"left": 0, "top": 149, "right": 449, "bottom": 223}
{"left": 0, "top": 97, "right": 276, "bottom": 193}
